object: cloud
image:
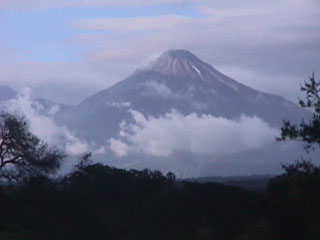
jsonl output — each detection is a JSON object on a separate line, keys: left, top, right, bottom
{"left": 0, "top": 61, "right": 111, "bottom": 104}
{"left": 2, "top": 0, "right": 316, "bottom": 11}
{"left": 1, "top": 1, "right": 319, "bottom": 105}
{"left": 109, "top": 110, "right": 279, "bottom": 157}
{"left": 0, "top": 0, "right": 188, "bottom": 10}
{"left": 77, "top": 15, "right": 190, "bottom": 33}
{"left": 217, "top": 66, "right": 304, "bottom": 103}
{"left": 107, "top": 101, "right": 131, "bottom": 108}
{"left": 1, "top": 61, "right": 105, "bottom": 85}
{"left": 73, "top": 4, "right": 320, "bottom": 101}
{"left": 143, "top": 81, "right": 175, "bottom": 98}
{"left": 109, "top": 138, "right": 131, "bottom": 157}
{"left": 1, "top": 89, "right": 105, "bottom": 156}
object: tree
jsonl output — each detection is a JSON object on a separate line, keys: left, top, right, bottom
{"left": 278, "top": 73, "right": 320, "bottom": 149}
{"left": 74, "top": 152, "right": 93, "bottom": 172}
{"left": 267, "top": 74, "right": 320, "bottom": 239}
{"left": 266, "top": 160, "right": 320, "bottom": 240}
{"left": 0, "top": 112, "right": 65, "bottom": 181}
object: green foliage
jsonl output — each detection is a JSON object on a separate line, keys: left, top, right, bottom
{"left": 0, "top": 112, "right": 65, "bottom": 182}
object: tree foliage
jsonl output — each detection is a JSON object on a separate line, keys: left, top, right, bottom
{"left": 278, "top": 73, "right": 320, "bottom": 149}
{"left": 267, "top": 160, "right": 320, "bottom": 239}
{"left": 267, "top": 73, "right": 320, "bottom": 239}
{"left": 0, "top": 112, "right": 65, "bottom": 181}
{"left": 0, "top": 162, "right": 263, "bottom": 240}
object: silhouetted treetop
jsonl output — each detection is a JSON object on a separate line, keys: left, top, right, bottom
{"left": 0, "top": 112, "right": 65, "bottom": 182}
{"left": 278, "top": 74, "right": 320, "bottom": 149}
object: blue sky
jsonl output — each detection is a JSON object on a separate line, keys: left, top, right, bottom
{"left": 0, "top": 1, "right": 319, "bottom": 104}
{"left": 0, "top": 3, "right": 199, "bottom": 63}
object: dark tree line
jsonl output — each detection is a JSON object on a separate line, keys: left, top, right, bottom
{"left": 0, "top": 163, "right": 266, "bottom": 240}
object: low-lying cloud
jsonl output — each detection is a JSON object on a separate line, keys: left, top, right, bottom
{"left": 143, "top": 81, "right": 176, "bottom": 98}
{"left": 1, "top": 89, "right": 105, "bottom": 156}
{"left": 109, "top": 110, "right": 279, "bottom": 157}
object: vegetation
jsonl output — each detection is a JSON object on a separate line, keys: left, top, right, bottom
{"left": 278, "top": 73, "right": 320, "bottom": 149}
{"left": 0, "top": 160, "right": 264, "bottom": 240}
{"left": 0, "top": 74, "right": 320, "bottom": 239}
{"left": 0, "top": 112, "right": 64, "bottom": 182}
{"left": 267, "top": 161, "right": 320, "bottom": 239}
{"left": 268, "top": 73, "right": 320, "bottom": 240}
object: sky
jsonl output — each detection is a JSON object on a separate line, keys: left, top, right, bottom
{"left": 0, "top": 0, "right": 320, "bottom": 105}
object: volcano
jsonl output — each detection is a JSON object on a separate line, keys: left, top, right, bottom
{"left": 58, "top": 49, "right": 306, "bottom": 139}
{"left": 57, "top": 49, "right": 311, "bottom": 176}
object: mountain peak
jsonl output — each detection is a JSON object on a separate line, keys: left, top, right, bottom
{"left": 134, "top": 49, "right": 258, "bottom": 97}
{"left": 159, "top": 49, "right": 204, "bottom": 65}
{"left": 162, "top": 49, "right": 198, "bottom": 59}
{"left": 144, "top": 49, "right": 210, "bottom": 79}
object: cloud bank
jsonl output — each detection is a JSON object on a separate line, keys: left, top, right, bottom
{"left": 109, "top": 110, "right": 279, "bottom": 157}
{"left": 1, "top": 89, "right": 105, "bottom": 156}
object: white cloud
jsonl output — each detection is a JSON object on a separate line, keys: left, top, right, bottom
{"left": 0, "top": 0, "right": 188, "bottom": 10}
{"left": 2, "top": 0, "right": 317, "bottom": 12}
{"left": 143, "top": 81, "right": 175, "bottom": 98}
{"left": 107, "top": 101, "right": 131, "bottom": 108}
{"left": 1, "top": 89, "right": 103, "bottom": 156}
{"left": 108, "top": 138, "right": 130, "bottom": 157}
{"left": 1, "top": 61, "right": 105, "bottom": 86}
{"left": 74, "top": 6, "right": 319, "bottom": 102}
{"left": 77, "top": 15, "right": 190, "bottom": 33}
{"left": 93, "top": 146, "right": 107, "bottom": 155}
{"left": 0, "top": 61, "right": 111, "bottom": 104}
{"left": 64, "top": 134, "right": 90, "bottom": 155}
{"left": 217, "top": 66, "right": 304, "bottom": 103}
{"left": 1, "top": 1, "right": 319, "bottom": 104}
{"left": 110, "top": 110, "right": 279, "bottom": 157}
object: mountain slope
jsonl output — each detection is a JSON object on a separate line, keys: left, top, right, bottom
{"left": 32, "top": 98, "right": 72, "bottom": 116}
{"left": 58, "top": 49, "right": 307, "bottom": 142}
{"left": 56, "top": 49, "right": 314, "bottom": 176}
{"left": 0, "top": 85, "right": 17, "bottom": 102}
